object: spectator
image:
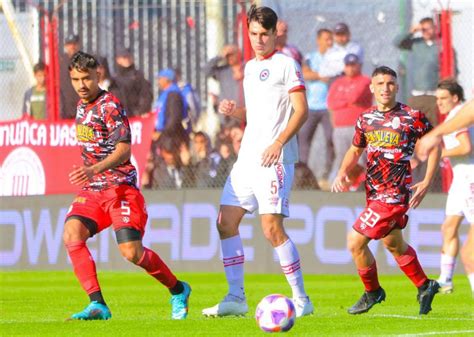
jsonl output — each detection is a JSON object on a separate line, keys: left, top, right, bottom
{"left": 22, "top": 62, "right": 47, "bottom": 120}
{"left": 95, "top": 56, "right": 123, "bottom": 99}
{"left": 300, "top": 28, "right": 334, "bottom": 189}
{"left": 144, "top": 134, "right": 194, "bottom": 189}
{"left": 175, "top": 68, "right": 202, "bottom": 129}
{"left": 293, "top": 162, "right": 320, "bottom": 190}
{"left": 153, "top": 68, "right": 190, "bottom": 145}
{"left": 229, "top": 125, "right": 244, "bottom": 156}
{"left": 59, "top": 34, "right": 80, "bottom": 119}
{"left": 275, "top": 20, "right": 303, "bottom": 65}
{"left": 216, "top": 140, "right": 237, "bottom": 183}
{"left": 114, "top": 47, "right": 153, "bottom": 117}
{"left": 327, "top": 53, "right": 372, "bottom": 180}
{"left": 191, "top": 131, "right": 222, "bottom": 188}
{"left": 204, "top": 44, "right": 244, "bottom": 121}
{"left": 320, "top": 22, "right": 364, "bottom": 78}
{"left": 394, "top": 17, "right": 443, "bottom": 126}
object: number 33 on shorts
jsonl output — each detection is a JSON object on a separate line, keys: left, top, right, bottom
{"left": 359, "top": 208, "right": 380, "bottom": 229}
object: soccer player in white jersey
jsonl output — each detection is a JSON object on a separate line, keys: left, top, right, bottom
{"left": 202, "top": 5, "right": 313, "bottom": 318}
{"left": 433, "top": 80, "right": 474, "bottom": 295}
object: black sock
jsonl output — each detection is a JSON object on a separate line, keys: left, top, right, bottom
{"left": 89, "top": 291, "right": 106, "bottom": 305}
{"left": 170, "top": 281, "right": 184, "bottom": 295}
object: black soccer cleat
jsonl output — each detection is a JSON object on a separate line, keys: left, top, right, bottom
{"left": 418, "top": 279, "right": 440, "bottom": 315}
{"left": 347, "top": 287, "right": 386, "bottom": 315}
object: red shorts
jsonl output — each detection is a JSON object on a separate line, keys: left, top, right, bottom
{"left": 353, "top": 200, "right": 408, "bottom": 240}
{"left": 66, "top": 185, "right": 148, "bottom": 237}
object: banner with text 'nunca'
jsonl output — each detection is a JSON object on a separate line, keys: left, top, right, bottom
{"left": 0, "top": 114, "right": 155, "bottom": 196}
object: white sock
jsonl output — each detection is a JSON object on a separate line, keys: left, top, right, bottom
{"left": 274, "top": 239, "right": 307, "bottom": 299}
{"left": 439, "top": 254, "right": 456, "bottom": 283}
{"left": 468, "top": 274, "right": 474, "bottom": 293}
{"left": 221, "top": 235, "right": 245, "bottom": 299}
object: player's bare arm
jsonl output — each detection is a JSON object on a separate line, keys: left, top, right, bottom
{"left": 409, "top": 143, "right": 441, "bottom": 209}
{"left": 218, "top": 99, "right": 247, "bottom": 122}
{"left": 69, "top": 142, "right": 131, "bottom": 186}
{"left": 417, "top": 99, "right": 474, "bottom": 161}
{"left": 331, "top": 145, "right": 364, "bottom": 193}
{"left": 302, "top": 62, "right": 329, "bottom": 82}
{"left": 261, "top": 90, "right": 308, "bottom": 167}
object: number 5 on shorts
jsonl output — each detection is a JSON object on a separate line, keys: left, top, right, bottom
{"left": 121, "top": 200, "right": 131, "bottom": 215}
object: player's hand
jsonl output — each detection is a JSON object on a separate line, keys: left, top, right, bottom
{"left": 416, "top": 132, "right": 442, "bottom": 162}
{"left": 410, "top": 24, "right": 421, "bottom": 34}
{"left": 408, "top": 180, "right": 429, "bottom": 209}
{"left": 261, "top": 141, "right": 282, "bottom": 167}
{"left": 69, "top": 165, "right": 95, "bottom": 186}
{"left": 331, "top": 174, "right": 350, "bottom": 193}
{"left": 218, "top": 99, "right": 236, "bottom": 116}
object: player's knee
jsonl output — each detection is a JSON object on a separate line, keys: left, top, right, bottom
{"left": 347, "top": 232, "right": 362, "bottom": 255}
{"left": 119, "top": 245, "right": 141, "bottom": 264}
{"left": 63, "top": 220, "right": 88, "bottom": 244}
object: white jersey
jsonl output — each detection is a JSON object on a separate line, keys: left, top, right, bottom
{"left": 238, "top": 51, "right": 305, "bottom": 164}
{"left": 442, "top": 104, "right": 474, "bottom": 167}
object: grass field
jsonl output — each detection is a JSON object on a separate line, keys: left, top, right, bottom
{"left": 1, "top": 271, "right": 473, "bottom": 336}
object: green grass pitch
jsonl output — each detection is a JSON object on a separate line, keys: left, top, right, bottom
{"left": 1, "top": 271, "right": 472, "bottom": 336}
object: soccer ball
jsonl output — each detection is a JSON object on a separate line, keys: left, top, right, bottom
{"left": 255, "top": 294, "right": 296, "bottom": 333}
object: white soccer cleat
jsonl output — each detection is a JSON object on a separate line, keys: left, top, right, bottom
{"left": 293, "top": 297, "right": 314, "bottom": 317}
{"left": 202, "top": 294, "right": 248, "bottom": 317}
{"left": 437, "top": 280, "right": 454, "bottom": 294}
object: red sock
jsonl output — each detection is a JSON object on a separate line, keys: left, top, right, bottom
{"left": 358, "top": 261, "right": 380, "bottom": 292}
{"left": 137, "top": 247, "right": 177, "bottom": 288}
{"left": 65, "top": 241, "right": 100, "bottom": 295}
{"left": 395, "top": 245, "right": 428, "bottom": 287}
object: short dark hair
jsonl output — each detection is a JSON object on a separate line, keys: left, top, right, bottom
{"left": 68, "top": 51, "right": 99, "bottom": 72}
{"left": 247, "top": 5, "right": 278, "bottom": 32}
{"left": 317, "top": 28, "right": 332, "bottom": 38}
{"left": 372, "top": 66, "right": 397, "bottom": 78}
{"left": 33, "top": 62, "right": 46, "bottom": 73}
{"left": 437, "top": 79, "right": 465, "bottom": 102}
{"left": 419, "top": 17, "right": 434, "bottom": 25}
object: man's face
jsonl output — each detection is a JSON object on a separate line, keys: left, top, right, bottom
{"left": 317, "top": 31, "right": 333, "bottom": 52}
{"left": 116, "top": 55, "right": 133, "bottom": 68}
{"left": 34, "top": 70, "right": 46, "bottom": 87}
{"left": 69, "top": 67, "right": 100, "bottom": 102}
{"left": 421, "top": 21, "right": 436, "bottom": 41}
{"left": 370, "top": 74, "right": 398, "bottom": 106}
{"left": 194, "top": 135, "right": 207, "bottom": 153}
{"left": 436, "top": 88, "right": 459, "bottom": 115}
{"left": 334, "top": 32, "right": 350, "bottom": 46}
{"left": 161, "top": 149, "right": 176, "bottom": 166}
{"left": 64, "top": 42, "right": 80, "bottom": 58}
{"left": 157, "top": 77, "right": 171, "bottom": 90}
{"left": 248, "top": 21, "right": 277, "bottom": 58}
{"left": 344, "top": 63, "right": 361, "bottom": 77}
{"left": 276, "top": 21, "right": 288, "bottom": 47}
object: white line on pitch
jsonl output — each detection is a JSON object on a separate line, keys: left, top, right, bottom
{"left": 371, "top": 314, "right": 474, "bottom": 321}
{"left": 390, "top": 330, "right": 474, "bottom": 337}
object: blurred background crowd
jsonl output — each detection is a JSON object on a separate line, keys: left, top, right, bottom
{"left": 1, "top": 0, "right": 472, "bottom": 191}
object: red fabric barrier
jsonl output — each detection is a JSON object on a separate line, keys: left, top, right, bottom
{"left": 0, "top": 114, "right": 155, "bottom": 196}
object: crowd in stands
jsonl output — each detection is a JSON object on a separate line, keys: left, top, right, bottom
{"left": 21, "top": 16, "right": 453, "bottom": 191}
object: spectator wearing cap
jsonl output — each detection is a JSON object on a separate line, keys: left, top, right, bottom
{"left": 320, "top": 22, "right": 364, "bottom": 79}
{"left": 114, "top": 47, "right": 153, "bottom": 117}
{"left": 153, "top": 68, "right": 190, "bottom": 146}
{"left": 327, "top": 53, "right": 371, "bottom": 181}
{"left": 394, "top": 17, "right": 454, "bottom": 126}
{"left": 204, "top": 44, "right": 244, "bottom": 126}
{"left": 59, "top": 34, "right": 81, "bottom": 119}
{"left": 175, "top": 68, "right": 202, "bottom": 129}
{"left": 275, "top": 20, "right": 303, "bottom": 66}
{"left": 299, "top": 28, "right": 334, "bottom": 189}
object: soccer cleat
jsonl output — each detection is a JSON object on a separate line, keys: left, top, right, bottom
{"left": 347, "top": 287, "right": 386, "bottom": 315}
{"left": 170, "top": 281, "right": 191, "bottom": 320}
{"left": 202, "top": 294, "right": 248, "bottom": 317}
{"left": 418, "top": 279, "right": 440, "bottom": 315}
{"left": 436, "top": 280, "right": 453, "bottom": 294}
{"left": 292, "top": 297, "right": 314, "bottom": 317}
{"left": 70, "top": 301, "right": 112, "bottom": 320}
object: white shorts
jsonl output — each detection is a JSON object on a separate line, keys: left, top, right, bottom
{"left": 445, "top": 164, "right": 474, "bottom": 223}
{"left": 220, "top": 160, "right": 294, "bottom": 217}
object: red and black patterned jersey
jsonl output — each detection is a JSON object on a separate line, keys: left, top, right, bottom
{"left": 353, "top": 102, "right": 433, "bottom": 204}
{"left": 75, "top": 90, "right": 137, "bottom": 191}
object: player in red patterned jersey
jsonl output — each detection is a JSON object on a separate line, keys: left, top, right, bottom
{"left": 332, "top": 66, "right": 441, "bottom": 315}
{"left": 63, "top": 51, "right": 190, "bottom": 320}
